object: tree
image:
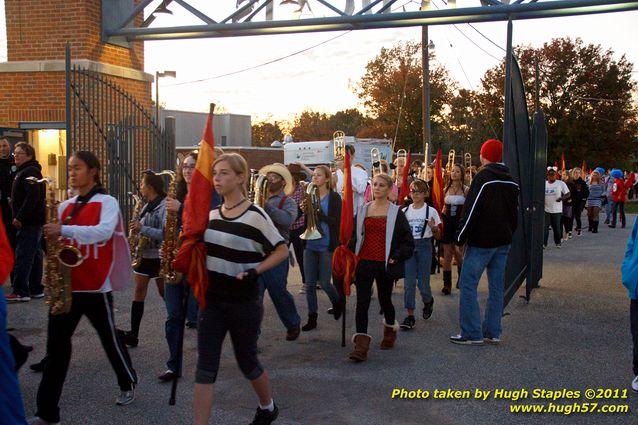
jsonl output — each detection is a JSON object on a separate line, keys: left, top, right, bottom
{"left": 352, "top": 40, "right": 456, "bottom": 151}
{"left": 252, "top": 120, "right": 284, "bottom": 147}
{"left": 290, "top": 110, "right": 333, "bottom": 141}
{"left": 329, "top": 108, "right": 371, "bottom": 137}
{"left": 478, "top": 37, "right": 638, "bottom": 168}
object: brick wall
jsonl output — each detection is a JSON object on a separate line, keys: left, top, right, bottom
{"left": 5, "top": 0, "right": 144, "bottom": 69}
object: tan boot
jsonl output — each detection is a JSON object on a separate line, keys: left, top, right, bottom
{"left": 380, "top": 321, "right": 399, "bottom": 350}
{"left": 349, "top": 333, "right": 371, "bottom": 362}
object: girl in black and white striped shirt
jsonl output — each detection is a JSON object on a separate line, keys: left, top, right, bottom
{"left": 193, "top": 153, "right": 288, "bottom": 425}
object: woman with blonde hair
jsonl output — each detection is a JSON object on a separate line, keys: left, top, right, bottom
{"left": 441, "top": 164, "right": 468, "bottom": 294}
{"left": 586, "top": 169, "right": 604, "bottom": 233}
{"left": 193, "top": 153, "right": 288, "bottom": 425}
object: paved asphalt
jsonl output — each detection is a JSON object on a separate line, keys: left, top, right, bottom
{"left": 6, "top": 214, "right": 638, "bottom": 425}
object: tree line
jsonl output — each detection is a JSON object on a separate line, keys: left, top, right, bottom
{"left": 251, "top": 37, "right": 638, "bottom": 168}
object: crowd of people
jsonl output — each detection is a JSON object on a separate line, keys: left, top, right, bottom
{"left": 0, "top": 135, "right": 637, "bottom": 424}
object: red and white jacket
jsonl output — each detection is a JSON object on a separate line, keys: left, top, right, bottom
{"left": 59, "top": 193, "right": 132, "bottom": 292}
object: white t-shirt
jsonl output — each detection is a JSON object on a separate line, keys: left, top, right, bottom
{"left": 545, "top": 180, "right": 570, "bottom": 213}
{"left": 336, "top": 166, "right": 369, "bottom": 212}
{"left": 404, "top": 204, "right": 441, "bottom": 239}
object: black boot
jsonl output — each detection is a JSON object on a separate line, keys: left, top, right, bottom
{"left": 593, "top": 221, "right": 599, "bottom": 233}
{"left": 302, "top": 313, "right": 318, "bottom": 331}
{"left": 442, "top": 271, "right": 452, "bottom": 295}
{"left": 328, "top": 299, "right": 343, "bottom": 321}
{"left": 588, "top": 218, "right": 593, "bottom": 232}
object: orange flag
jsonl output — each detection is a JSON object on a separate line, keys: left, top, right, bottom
{"left": 432, "top": 149, "right": 445, "bottom": 213}
{"left": 172, "top": 104, "right": 215, "bottom": 308}
{"left": 332, "top": 151, "right": 357, "bottom": 296}
{"left": 561, "top": 152, "right": 566, "bottom": 173}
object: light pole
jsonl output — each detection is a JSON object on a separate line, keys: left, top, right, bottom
{"left": 155, "top": 70, "right": 176, "bottom": 126}
{"left": 422, "top": 27, "right": 434, "bottom": 164}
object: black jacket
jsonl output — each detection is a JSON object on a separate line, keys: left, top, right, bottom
{"left": 316, "top": 190, "right": 341, "bottom": 252}
{"left": 0, "top": 157, "right": 16, "bottom": 202}
{"left": 571, "top": 177, "right": 589, "bottom": 208}
{"left": 11, "top": 160, "right": 46, "bottom": 226}
{"left": 455, "top": 163, "right": 519, "bottom": 248}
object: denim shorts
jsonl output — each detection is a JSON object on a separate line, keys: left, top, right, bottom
{"left": 195, "top": 299, "right": 264, "bottom": 384}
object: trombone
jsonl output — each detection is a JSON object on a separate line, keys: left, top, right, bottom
{"left": 446, "top": 149, "right": 456, "bottom": 174}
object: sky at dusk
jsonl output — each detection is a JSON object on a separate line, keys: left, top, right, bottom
{"left": 1, "top": 1, "right": 637, "bottom": 123}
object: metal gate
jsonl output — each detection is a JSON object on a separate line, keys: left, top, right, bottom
{"left": 64, "top": 44, "right": 174, "bottom": 221}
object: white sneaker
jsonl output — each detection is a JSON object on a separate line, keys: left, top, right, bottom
{"left": 28, "top": 417, "right": 59, "bottom": 425}
{"left": 116, "top": 389, "right": 135, "bottom": 406}
{"left": 632, "top": 375, "right": 638, "bottom": 393}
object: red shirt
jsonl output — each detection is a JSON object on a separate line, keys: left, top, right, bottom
{"left": 612, "top": 178, "right": 626, "bottom": 203}
{"left": 359, "top": 216, "right": 386, "bottom": 262}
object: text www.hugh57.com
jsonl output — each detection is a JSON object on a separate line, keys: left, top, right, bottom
{"left": 510, "top": 403, "right": 629, "bottom": 415}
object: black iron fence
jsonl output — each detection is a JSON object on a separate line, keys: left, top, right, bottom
{"left": 65, "top": 44, "right": 174, "bottom": 222}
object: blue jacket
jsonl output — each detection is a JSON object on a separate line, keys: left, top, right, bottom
{"left": 621, "top": 219, "right": 638, "bottom": 300}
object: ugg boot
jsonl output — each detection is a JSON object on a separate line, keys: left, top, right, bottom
{"left": 380, "top": 321, "right": 399, "bottom": 350}
{"left": 302, "top": 313, "right": 318, "bottom": 331}
{"left": 349, "top": 333, "right": 371, "bottom": 362}
{"left": 442, "top": 271, "right": 452, "bottom": 295}
{"left": 593, "top": 221, "right": 599, "bottom": 233}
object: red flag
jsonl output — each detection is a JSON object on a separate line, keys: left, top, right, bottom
{"left": 561, "top": 153, "right": 565, "bottom": 172}
{"left": 397, "top": 151, "right": 412, "bottom": 205}
{"left": 0, "top": 210, "right": 13, "bottom": 284}
{"left": 432, "top": 149, "right": 445, "bottom": 213}
{"left": 582, "top": 160, "right": 586, "bottom": 176}
{"left": 172, "top": 104, "right": 216, "bottom": 308}
{"left": 332, "top": 151, "right": 357, "bottom": 296}
{"left": 627, "top": 172, "right": 636, "bottom": 189}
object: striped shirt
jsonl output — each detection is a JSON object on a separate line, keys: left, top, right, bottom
{"left": 587, "top": 183, "right": 604, "bottom": 208}
{"left": 204, "top": 204, "right": 285, "bottom": 302}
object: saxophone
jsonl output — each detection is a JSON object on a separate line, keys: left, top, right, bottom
{"left": 27, "top": 177, "right": 83, "bottom": 315}
{"left": 156, "top": 170, "right": 181, "bottom": 283}
{"left": 129, "top": 192, "right": 147, "bottom": 268}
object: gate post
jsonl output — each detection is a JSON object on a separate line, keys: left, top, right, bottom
{"left": 164, "top": 116, "right": 176, "bottom": 170}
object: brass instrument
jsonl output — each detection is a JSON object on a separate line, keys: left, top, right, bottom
{"left": 250, "top": 170, "right": 269, "bottom": 208}
{"left": 129, "top": 192, "right": 148, "bottom": 268}
{"left": 27, "top": 177, "right": 83, "bottom": 315}
{"left": 156, "top": 170, "right": 181, "bottom": 284}
{"left": 299, "top": 182, "right": 322, "bottom": 241}
{"left": 464, "top": 153, "right": 473, "bottom": 184}
{"left": 446, "top": 149, "right": 456, "bottom": 174}
{"left": 371, "top": 148, "right": 381, "bottom": 175}
{"left": 333, "top": 130, "right": 345, "bottom": 162}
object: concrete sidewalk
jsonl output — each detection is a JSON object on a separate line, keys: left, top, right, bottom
{"left": 7, "top": 215, "right": 637, "bottom": 424}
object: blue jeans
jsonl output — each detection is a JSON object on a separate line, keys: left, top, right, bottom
{"left": 164, "top": 279, "right": 194, "bottom": 373}
{"left": 259, "top": 258, "right": 300, "bottom": 330}
{"left": 12, "top": 225, "right": 44, "bottom": 297}
{"left": 404, "top": 238, "right": 433, "bottom": 310}
{"left": 459, "top": 244, "right": 511, "bottom": 340}
{"left": 611, "top": 201, "right": 626, "bottom": 227}
{"left": 0, "top": 291, "right": 28, "bottom": 424}
{"left": 303, "top": 249, "right": 339, "bottom": 315}
{"left": 544, "top": 212, "right": 562, "bottom": 246}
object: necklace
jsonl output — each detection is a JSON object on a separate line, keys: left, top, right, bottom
{"left": 223, "top": 198, "right": 246, "bottom": 210}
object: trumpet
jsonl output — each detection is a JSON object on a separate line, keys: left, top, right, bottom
{"left": 27, "top": 176, "right": 83, "bottom": 315}
{"left": 371, "top": 148, "right": 381, "bottom": 176}
{"left": 446, "top": 149, "right": 456, "bottom": 174}
{"left": 333, "top": 130, "right": 345, "bottom": 161}
{"left": 299, "top": 182, "right": 322, "bottom": 241}
{"left": 250, "top": 170, "right": 269, "bottom": 208}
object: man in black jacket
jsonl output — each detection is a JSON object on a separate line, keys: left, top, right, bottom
{"left": 450, "top": 139, "right": 519, "bottom": 345}
{"left": 7, "top": 142, "right": 45, "bottom": 302}
{"left": 0, "top": 138, "right": 16, "bottom": 250}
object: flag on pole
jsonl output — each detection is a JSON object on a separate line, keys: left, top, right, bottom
{"left": 397, "top": 150, "right": 412, "bottom": 205}
{"left": 332, "top": 151, "right": 357, "bottom": 296}
{"left": 172, "top": 104, "right": 216, "bottom": 308}
{"left": 561, "top": 153, "right": 565, "bottom": 172}
{"left": 432, "top": 149, "right": 445, "bottom": 213}
{"left": 582, "top": 160, "right": 586, "bottom": 176}
{"left": 0, "top": 210, "right": 13, "bottom": 284}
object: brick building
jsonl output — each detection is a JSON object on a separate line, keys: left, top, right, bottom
{"left": 0, "top": 0, "right": 153, "bottom": 185}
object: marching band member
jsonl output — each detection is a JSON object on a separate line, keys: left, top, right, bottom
{"left": 441, "top": 164, "right": 469, "bottom": 295}
{"left": 301, "top": 165, "right": 343, "bottom": 331}
{"left": 32, "top": 152, "right": 136, "bottom": 425}
{"left": 122, "top": 171, "right": 167, "bottom": 348}
{"left": 335, "top": 145, "right": 368, "bottom": 212}
{"left": 286, "top": 163, "right": 309, "bottom": 295}
{"left": 348, "top": 174, "right": 414, "bottom": 362}
{"left": 257, "top": 163, "right": 302, "bottom": 341}
{"left": 399, "top": 180, "right": 441, "bottom": 330}
{"left": 193, "top": 153, "right": 288, "bottom": 425}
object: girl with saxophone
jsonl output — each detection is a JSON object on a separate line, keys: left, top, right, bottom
{"left": 193, "top": 153, "right": 288, "bottom": 425}
{"left": 300, "top": 165, "right": 343, "bottom": 332}
{"left": 31, "top": 151, "right": 136, "bottom": 425}
{"left": 122, "top": 171, "right": 166, "bottom": 348}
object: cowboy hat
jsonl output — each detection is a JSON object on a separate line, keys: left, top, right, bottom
{"left": 259, "top": 163, "right": 295, "bottom": 195}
